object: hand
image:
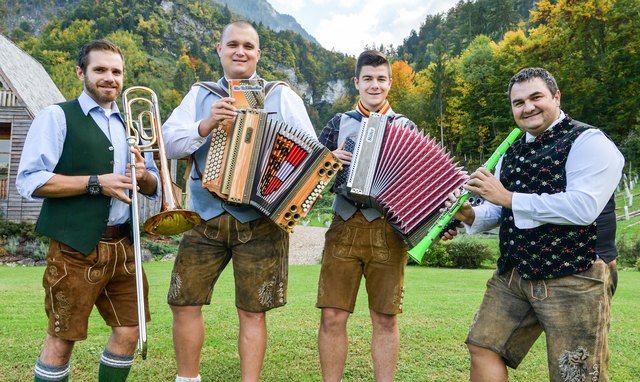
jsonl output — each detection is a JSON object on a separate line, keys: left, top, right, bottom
{"left": 443, "top": 188, "right": 475, "bottom": 225}
{"left": 463, "top": 168, "right": 513, "bottom": 208}
{"left": 440, "top": 224, "right": 463, "bottom": 241}
{"left": 333, "top": 142, "right": 352, "bottom": 166}
{"left": 97, "top": 173, "right": 134, "bottom": 204}
{"left": 199, "top": 97, "right": 237, "bottom": 136}
{"left": 125, "top": 146, "right": 147, "bottom": 183}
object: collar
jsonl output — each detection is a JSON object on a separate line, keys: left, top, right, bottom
{"left": 356, "top": 99, "right": 391, "bottom": 118}
{"left": 78, "top": 91, "right": 122, "bottom": 117}
{"left": 525, "top": 110, "right": 566, "bottom": 142}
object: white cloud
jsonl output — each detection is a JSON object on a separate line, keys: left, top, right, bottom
{"left": 268, "top": 0, "right": 460, "bottom": 55}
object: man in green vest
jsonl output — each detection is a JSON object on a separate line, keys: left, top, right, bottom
{"left": 16, "top": 39, "right": 159, "bottom": 382}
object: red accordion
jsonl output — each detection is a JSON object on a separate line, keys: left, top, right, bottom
{"left": 346, "top": 113, "right": 468, "bottom": 246}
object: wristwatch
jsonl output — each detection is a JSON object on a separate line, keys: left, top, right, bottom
{"left": 86, "top": 175, "right": 102, "bottom": 196}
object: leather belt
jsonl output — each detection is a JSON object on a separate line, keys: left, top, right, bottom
{"left": 101, "top": 223, "right": 130, "bottom": 240}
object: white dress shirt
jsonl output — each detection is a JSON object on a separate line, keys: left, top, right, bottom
{"left": 466, "top": 112, "right": 625, "bottom": 234}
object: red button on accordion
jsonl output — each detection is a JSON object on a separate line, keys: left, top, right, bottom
{"left": 202, "top": 109, "right": 342, "bottom": 232}
{"left": 346, "top": 113, "right": 469, "bottom": 247}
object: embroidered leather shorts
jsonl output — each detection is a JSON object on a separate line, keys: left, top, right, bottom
{"left": 316, "top": 212, "right": 408, "bottom": 315}
{"left": 43, "top": 238, "right": 150, "bottom": 341}
{"left": 167, "top": 213, "right": 289, "bottom": 312}
{"left": 466, "top": 259, "right": 617, "bottom": 382}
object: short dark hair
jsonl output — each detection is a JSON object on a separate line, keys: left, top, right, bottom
{"left": 220, "top": 20, "right": 260, "bottom": 46}
{"left": 508, "top": 67, "right": 558, "bottom": 100}
{"left": 355, "top": 50, "right": 391, "bottom": 79}
{"left": 77, "top": 39, "right": 124, "bottom": 72}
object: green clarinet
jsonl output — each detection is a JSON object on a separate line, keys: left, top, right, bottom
{"left": 408, "top": 128, "right": 523, "bottom": 263}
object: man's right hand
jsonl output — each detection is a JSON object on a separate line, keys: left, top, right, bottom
{"left": 198, "top": 97, "right": 237, "bottom": 137}
{"left": 332, "top": 142, "right": 352, "bottom": 166}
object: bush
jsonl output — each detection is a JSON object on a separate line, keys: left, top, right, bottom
{"left": 4, "top": 236, "right": 20, "bottom": 255}
{"left": 636, "top": 257, "right": 640, "bottom": 271}
{"left": 0, "top": 219, "right": 45, "bottom": 242}
{"left": 142, "top": 238, "right": 177, "bottom": 259}
{"left": 616, "top": 236, "right": 640, "bottom": 267}
{"left": 27, "top": 240, "right": 49, "bottom": 262}
{"left": 446, "top": 235, "right": 494, "bottom": 268}
{"left": 420, "top": 241, "right": 452, "bottom": 267}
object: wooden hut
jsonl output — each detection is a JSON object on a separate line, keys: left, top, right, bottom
{"left": 0, "top": 34, "right": 65, "bottom": 222}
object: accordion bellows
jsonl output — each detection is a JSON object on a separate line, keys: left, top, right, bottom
{"left": 203, "top": 109, "right": 342, "bottom": 232}
{"left": 346, "top": 113, "right": 468, "bottom": 246}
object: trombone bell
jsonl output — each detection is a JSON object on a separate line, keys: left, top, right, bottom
{"left": 123, "top": 86, "right": 203, "bottom": 236}
{"left": 143, "top": 209, "right": 202, "bottom": 236}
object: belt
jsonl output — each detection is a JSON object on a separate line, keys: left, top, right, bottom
{"left": 101, "top": 223, "right": 130, "bottom": 240}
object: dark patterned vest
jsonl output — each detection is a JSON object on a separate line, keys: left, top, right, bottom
{"left": 498, "top": 117, "right": 616, "bottom": 279}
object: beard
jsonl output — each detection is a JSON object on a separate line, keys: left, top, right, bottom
{"left": 85, "top": 78, "right": 121, "bottom": 106}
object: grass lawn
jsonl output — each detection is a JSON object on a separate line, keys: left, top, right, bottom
{"left": 1, "top": 263, "right": 639, "bottom": 381}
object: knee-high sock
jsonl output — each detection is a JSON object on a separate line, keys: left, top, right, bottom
{"left": 98, "top": 349, "right": 134, "bottom": 382}
{"left": 34, "top": 358, "right": 70, "bottom": 382}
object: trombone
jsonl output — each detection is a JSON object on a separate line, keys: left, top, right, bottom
{"left": 122, "top": 86, "right": 202, "bottom": 359}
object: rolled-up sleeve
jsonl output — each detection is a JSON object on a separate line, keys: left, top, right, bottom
{"left": 16, "top": 105, "right": 67, "bottom": 200}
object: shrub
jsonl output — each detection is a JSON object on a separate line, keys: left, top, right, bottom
{"left": 446, "top": 235, "right": 494, "bottom": 268}
{"left": 420, "top": 241, "right": 452, "bottom": 267}
{"left": 4, "top": 236, "right": 20, "bottom": 255}
{"left": 636, "top": 257, "right": 640, "bottom": 271}
{"left": 142, "top": 238, "right": 177, "bottom": 259}
{"left": 616, "top": 236, "right": 640, "bottom": 267}
{"left": 30, "top": 240, "right": 49, "bottom": 262}
{"left": 0, "top": 219, "right": 44, "bottom": 242}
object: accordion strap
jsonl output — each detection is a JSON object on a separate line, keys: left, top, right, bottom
{"left": 194, "top": 80, "right": 289, "bottom": 99}
{"left": 189, "top": 79, "right": 291, "bottom": 182}
{"left": 195, "top": 81, "right": 229, "bottom": 98}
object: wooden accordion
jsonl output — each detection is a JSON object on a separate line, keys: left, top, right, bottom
{"left": 202, "top": 109, "right": 342, "bottom": 232}
{"left": 346, "top": 113, "right": 468, "bottom": 246}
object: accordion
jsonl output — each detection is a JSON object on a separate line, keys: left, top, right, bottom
{"left": 202, "top": 109, "right": 342, "bottom": 232}
{"left": 344, "top": 113, "right": 468, "bottom": 246}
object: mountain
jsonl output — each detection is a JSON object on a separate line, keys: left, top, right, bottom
{"left": 213, "top": 0, "right": 319, "bottom": 45}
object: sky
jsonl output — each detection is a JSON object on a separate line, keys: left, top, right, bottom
{"left": 268, "top": 0, "right": 460, "bottom": 56}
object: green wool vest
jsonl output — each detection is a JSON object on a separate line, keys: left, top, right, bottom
{"left": 36, "top": 100, "right": 115, "bottom": 255}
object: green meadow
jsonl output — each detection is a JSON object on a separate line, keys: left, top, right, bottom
{"left": 1, "top": 263, "right": 639, "bottom": 381}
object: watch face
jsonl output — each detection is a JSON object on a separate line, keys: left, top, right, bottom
{"left": 88, "top": 185, "right": 101, "bottom": 195}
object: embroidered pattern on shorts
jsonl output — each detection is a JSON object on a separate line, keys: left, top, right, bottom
{"left": 558, "top": 346, "right": 589, "bottom": 382}
{"left": 258, "top": 276, "right": 283, "bottom": 307}
{"left": 168, "top": 271, "right": 183, "bottom": 300}
{"left": 53, "top": 290, "right": 72, "bottom": 333}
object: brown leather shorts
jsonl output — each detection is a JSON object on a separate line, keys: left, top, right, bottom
{"left": 167, "top": 214, "right": 289, "bottom": 312}
{"left": 43, "top": 238, "right": 149, "bottom": 341}
{"left": 316, "top": 212, "right": 408, "bottom": 314}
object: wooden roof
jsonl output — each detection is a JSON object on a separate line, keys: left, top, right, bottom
{"left": 0, "top": 34, "right": 65, "bottom": 117}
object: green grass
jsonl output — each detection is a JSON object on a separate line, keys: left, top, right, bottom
{"left": 1, "top": 264, "right": 639, "bottom": 381}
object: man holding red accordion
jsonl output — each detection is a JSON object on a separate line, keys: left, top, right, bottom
{"left": 316, "top": 50, "right": 416, "bottom": 382}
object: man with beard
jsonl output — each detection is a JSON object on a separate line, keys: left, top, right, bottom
{"left": 17, "top": 39, "right": 159, "bottom": 382}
